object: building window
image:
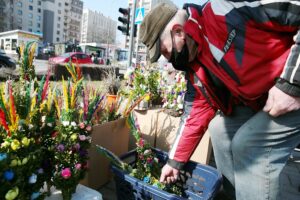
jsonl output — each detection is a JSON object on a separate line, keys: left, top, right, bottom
{"left": 17, "top": 18, "right": 22, "bottom": 23}
{"left": 56, "top": 37, "right": 60, "bottom": 42}
{"left": 17, "top": 10, "right": 22, "bottom": 15}
{"left": 37, "top": 16, "right": 41, "bottom": 21}
{"left": 28, "top": 13, "right": 33, "bottom": 18}
{"left": 57, "top": 24, "right": 60, "bottom": 28}
{"left": 57, "top": 30, "right": 60, "bottom": 35}
{"left": 28, "top": 28, "right": 33, "bottom": 32}
{"left": 58, "top": 10, "right": 61, "bottom": 14}
{"left": 29, "top": 5, "right": 33, "bottom": 10}
{"left": 38, "top": 1, "right": 41, "bottom": 5}
{"left": 29, "top": 21, "right": 33, "bottom": 26}
{"left": 37, "top": 23, "right": 40, "bottom": 28}
{"left": 17, "top": 2, "right": 22, "bottom": 7}
{"left": 29, "top": 0, "right": 33, "bottom": 2}
{"left": 38, "top": 8, "right": 41, "bottom": 13}
{"left": 58, "top": 16, "right": 61, "bottom": 21}
{"left": 1, "top": 39, "right": 4, "bottom": 50}
{"left": 12, "top": 39, "right": 17, "bottom": 50}
{"left": 58, "top": 2, "right": 61, "bottom": 6}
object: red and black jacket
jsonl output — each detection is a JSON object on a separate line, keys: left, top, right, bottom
{"left": 168, "top": 0, "right": 300, "bottom": 169}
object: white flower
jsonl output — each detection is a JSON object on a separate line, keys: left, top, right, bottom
{"left": 28, "top": 124, "right": 34, "bottom": 129}
{"left": 47, "top": 123, "right": 53, "bottom": 127}
{"left": 178, "top": 104, "right": 183, "bottom": 110}
{"left": 62, "top": 121, "right": 69, "bottom": 126}
{"left": 71, "top": 121, "right": 77, "bottom": 126}
{"left": 177, "top": 95, "right": 183, "bottom": 104}
{"left": 41, "top": 116, "right": 46, "bottom": 123}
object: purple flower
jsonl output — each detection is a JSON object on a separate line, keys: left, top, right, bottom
{"left": 74, "top": 143, "right": 80, "bottom": 151}
{"left": 79, "top": 149, "right": 88, "bottom": 157}
{"left": 4, "top": 170, "right": 14, "bottom": 181}
{"left": 57, "top": 144, "right": 65, "bottom": 152}
{"left": 37, "top": 168, "right": 44, "bottom": 174}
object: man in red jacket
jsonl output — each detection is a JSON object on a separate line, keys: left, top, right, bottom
{"left": 140, "top": 1, "right": 300, "bottom": 200}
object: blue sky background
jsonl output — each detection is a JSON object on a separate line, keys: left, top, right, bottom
{"left": 83, "top": 0, "right": 206, "bottom": 43}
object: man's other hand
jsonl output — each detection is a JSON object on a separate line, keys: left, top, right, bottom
{"left": 159, "top": 164, "right": 179, "bottom": 184}
{"left": 263, "top": 86, "right": 300, "bottom": 117}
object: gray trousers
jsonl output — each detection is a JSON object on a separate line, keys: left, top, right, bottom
{"left": 208, "top": 106, "right": 300, "bottom": 200}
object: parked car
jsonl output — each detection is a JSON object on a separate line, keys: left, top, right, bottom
{"left": 0, "top": 52, "right": 16, "bottom": 69}
{"left": 48, "top": 52, "right": 93, "bottom": 65}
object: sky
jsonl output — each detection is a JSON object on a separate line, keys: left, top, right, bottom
{"left": 83, "top": 0, "right": 206, "bottom": 43}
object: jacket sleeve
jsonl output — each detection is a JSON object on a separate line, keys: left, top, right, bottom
{"left": 167, "top": 77, "right": 216, "bottom": 170}
{"left": 228, "top": 0, "right": 300, "bottom": 96}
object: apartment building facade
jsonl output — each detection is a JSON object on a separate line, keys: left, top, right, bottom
{"left": 80, "top": 8, "right": 117, "bottom": 44}
{"left": 0, "top": 0, "right": 83, "bottom": 44}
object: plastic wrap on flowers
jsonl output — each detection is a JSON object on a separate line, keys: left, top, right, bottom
{"left": 50, "top": 62, "right": 104, "bottom": 200}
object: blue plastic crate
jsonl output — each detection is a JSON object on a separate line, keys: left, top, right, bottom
{"left": 111, "top": 148, "right": 222, "bottom": 200}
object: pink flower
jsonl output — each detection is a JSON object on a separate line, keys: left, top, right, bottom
{"left": 138, "top": 139, "right": 144, "bottom": 147}
{"left": 61, "top": 168, "right": 71, "bottom": 179}
{"left": 79, "top": 135, "right": 86, "bottom": 141}
{"left": 86, "top": 125, "right": 92, "bottom": 132}
{"left": 79, "top": 123, "right": 85, "bottom": 129}
{"left": 75, "top": 163, "right": 82, "bottom": 170}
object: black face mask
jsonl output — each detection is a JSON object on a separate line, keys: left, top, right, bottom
{"left": 169, "top": 31, "right": 189, "bottom": 71}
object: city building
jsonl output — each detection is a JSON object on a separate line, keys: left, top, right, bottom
{"left": 126, "top": 0, "right": 176, "bottom": 62}
{"left": 0, "top": 29, "right": 42, "bottom": 56}
{"left": 80, "top": 8, "right": 117, "bottom": 45}
{"left": 0, "top": 0, "right": 83, "bottom": 44}
{"left": 65, "top": 0, "right": 83, "bottom": 42}
{"left": 43, "top": 0, "right": 83, "bottom": 44}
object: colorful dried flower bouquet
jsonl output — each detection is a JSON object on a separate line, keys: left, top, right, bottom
{"left": 0, "top": 42, "right": 104, "bottom": 200}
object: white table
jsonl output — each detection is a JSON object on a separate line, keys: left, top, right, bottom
{"left": 45, "top": 184, "right": 102, "bottom": 200}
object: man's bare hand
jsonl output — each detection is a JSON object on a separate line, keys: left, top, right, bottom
{"left": 159, "top": 164, "right": 179, "bottom": 184}
{"left": 263, "top": 86, "right": 300, "bottom": 117}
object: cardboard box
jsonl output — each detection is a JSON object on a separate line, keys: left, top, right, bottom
{"left": 81, "top": 118, "right": 130, "bottom": 189}
{"left": 134, "top": 109, "right": 212, "bottom": 165}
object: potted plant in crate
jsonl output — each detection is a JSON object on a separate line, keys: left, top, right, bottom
{"left": 96, "top": 113, "right": 222, "bottom": 200}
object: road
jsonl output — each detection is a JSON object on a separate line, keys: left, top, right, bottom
{"left": 0, "top": 59, "right": 126, "bottom": 79}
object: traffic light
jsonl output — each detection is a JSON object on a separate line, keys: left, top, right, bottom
{"left": 118, "top": 8, "right": 130, "bottom": 36}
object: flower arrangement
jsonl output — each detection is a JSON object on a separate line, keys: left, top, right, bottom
{"left": 161, "top": 70, "right": 186, "bottom": 117}
{"left": 96, "top": 113, "right": 182, "bottom": 196}
{"left": 50, "top": 62, "right": 104, "bottom": 200}
{"left": 120, "top": 65, "right": 161, "bottom": 109}
{"left": 0, "top": 42, "right": 55, "bottom": 200}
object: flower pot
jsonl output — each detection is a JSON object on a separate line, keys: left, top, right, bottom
{"left": 105, "top": 94, "right": 117, "bottom": 108}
